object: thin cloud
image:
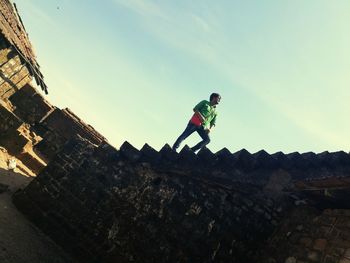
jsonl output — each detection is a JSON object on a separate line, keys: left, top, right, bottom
{"left": 112, "top": 0, "right": 168, "bottom": 20}
{"left": 191, "top": 14, "right": 211, "bottom": 33}
{"left": 112, "top": 0, "right": 219, "bottom": 63}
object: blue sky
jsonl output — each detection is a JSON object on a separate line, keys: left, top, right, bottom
{"left": 13, "top": 0, "right": 350, "bottom": 154}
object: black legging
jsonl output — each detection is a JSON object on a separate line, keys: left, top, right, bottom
{"left": 172, "top": 122, "right": 210, "bottom": 152}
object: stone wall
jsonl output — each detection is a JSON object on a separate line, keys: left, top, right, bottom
{"left": 12, "top": 136, "right": 350, "bottom": 262}
{"left": 0, "top": 102, "right": 25, "bottom": 154}
{"left": 12, "top": 137, "right": 282, "bottom": 262}
{"left": 0, "top": 25, "right": 105, "bottom": 171}
{"left": 33, "top": 108, "right": 106, "bottom": 162}
{"left": 0, "top": 0, "right": 47, "bottom": 173}
{"left": 0, "top": 102, "right": 46, "bottom": 173}
{"left": 0, "top": 33, "right": 48, "bottom": 173}
{"left": 0, "top": 0, "right": 105, "bottom": 175}
{"left": 0, "top": 74, "right": 105, "bottom": 173}
{"left": 261, "top": 207, "right": 350, "bottom": 263}
{"left": 9, "top": 83, "right": 54, "bottom": 124}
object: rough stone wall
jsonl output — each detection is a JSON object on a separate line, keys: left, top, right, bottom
{"left": 261, "top": 207, "right": 350, "bottom": 263}
{"left": 0, "top": 0, "right": 105, "bottom": 174}
{"left": 0, "top": 102, "right": 46, "bottom": 173}
{"left": 12, "top": 136, "right": 350, "bottom": 262}
{"left": 33, "top": 108, "right": 106, "bottom": 162}
{"left": 0, "top": 26, "right": 105, "bottom": 172}
{"left": 13, "top": 137, "right": 287, "bottom": 263}
{"left": 0, "top": 102, "right": 25, "bottom": 153}
{"left": 0, "top": 77, "right": 105, "bottom": 173}
{"left": 9, "top": 83, "right": 54, "bottom": 124}
{"left": 0, "top": 0, "right": 52, "bottom": 174}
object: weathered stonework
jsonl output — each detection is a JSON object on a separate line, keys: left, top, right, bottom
{"left": 33, "top": 108, "right": 106, "bottom": 162}
{"left": 1, "top": 84, "right": 105, "bottom": 172}
{"left": 9, "top": 83, "right": 54, "bottom": 124}
{"left": 0, "top": 3, "right": 49, "bottom": 172}
{"left": 0, "top": 102, "right": 25, "bottom": 153}
{"left": 0, "top": 4, "right": 104, "bottom": 172}
{"left": 0, "top": 102, "right": 46, "bottom": 173}
{"left": 13, "top": 137, "right": 283, "bottom": 262}
{"left": 261, "top": 208, "right": 350, "bottom": 263}
{"left": 12, "top": 136, "right": 350, "bottom": 262}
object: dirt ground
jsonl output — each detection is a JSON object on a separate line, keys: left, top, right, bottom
{"left": 0, "top": 147, "right": 75, "bottom": 263}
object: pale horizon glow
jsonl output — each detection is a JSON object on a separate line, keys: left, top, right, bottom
{"left": 13, "top": 0, "right": 350, "bottom": 154}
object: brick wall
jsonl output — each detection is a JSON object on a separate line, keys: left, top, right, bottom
{"left": 0, "top": 35, "right": 32, "bottom": 101}
{"left": 0, "top": 0, "right": 48, "bottom": 93}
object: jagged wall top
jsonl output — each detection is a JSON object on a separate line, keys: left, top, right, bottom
{"left": 120, "top": 141, "right": 350, "bottom": 173}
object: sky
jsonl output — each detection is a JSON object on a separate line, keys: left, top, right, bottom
{"left": 13, "top": 0, "right": 350, "bottom": 154}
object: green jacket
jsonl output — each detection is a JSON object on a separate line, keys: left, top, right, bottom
{"left": 193, "top": 100, "right": 217, "bottom": 129}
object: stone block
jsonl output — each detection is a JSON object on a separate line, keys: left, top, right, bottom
{"left": 0, "top": 103, "right": 22, "bottom": 132}
{"left": 9, "top": 83, "right": 53, "bottom": 124}
{"left": 306, "top": 250, "right": 320, "bottom": 262}
{"left": 299, "top": 237, "right": 312, "bottom": 248}
{"left": 17, "top": 149, "right": 46, "bottom": 174}
{"left": 344, "top": 248, "right": 350, "bottom": 259}
{"left": 313, "top": 238, "right": 327, "bottom": 251}
{"left": 40, "top": 108, "right": 104, "bottom": 144}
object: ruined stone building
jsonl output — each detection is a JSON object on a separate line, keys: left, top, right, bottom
{"left": 0, "top": 0, "right": 350, "bottom": 262}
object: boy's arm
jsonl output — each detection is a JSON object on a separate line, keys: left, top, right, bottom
{"left": 209, "top": 114, "right": 217, "bottom": 129}
{"left": 205, "top": 116, "right": 217, "bottom": 134}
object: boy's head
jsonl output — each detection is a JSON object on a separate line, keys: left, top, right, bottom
{"left": 210, "top": 93, "right": 221, "bottom": 105}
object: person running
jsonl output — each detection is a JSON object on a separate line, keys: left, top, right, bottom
{"left": 172, "top": 93, "right": 221, "bottom": 153}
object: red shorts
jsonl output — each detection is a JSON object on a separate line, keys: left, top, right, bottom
{"left": 189, "top": 113, "right": 202, "bottom": 126}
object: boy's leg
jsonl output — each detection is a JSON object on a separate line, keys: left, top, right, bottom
{"left": 191, "top": 127, "right": 211, "bottom": 152}
{"left": 172, "top": 123, "right": 197, "bottom": 151}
